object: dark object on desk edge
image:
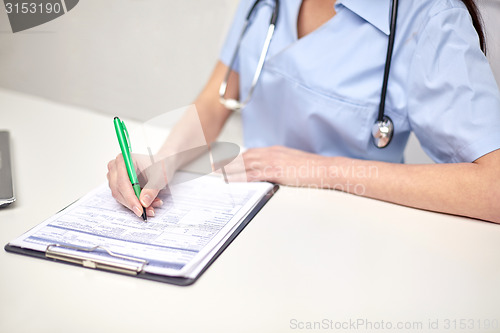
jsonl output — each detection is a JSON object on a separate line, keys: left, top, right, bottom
{"left": 4, "top": 184, "right": 279, "bottom": 286}
{"left": 0, "top": 131, "right": 15, "bottom": 208}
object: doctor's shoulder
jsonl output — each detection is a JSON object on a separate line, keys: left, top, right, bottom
{"left": 401, "top": 0, "right": 486, "bottom": 53}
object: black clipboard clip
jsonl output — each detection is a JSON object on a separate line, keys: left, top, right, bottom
{"left": 45, "top": 244, "right": 148, "bottom": 276}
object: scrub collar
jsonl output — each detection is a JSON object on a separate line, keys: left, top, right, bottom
{"left": 335, "top": 0, "right": 391, "bottom": 35}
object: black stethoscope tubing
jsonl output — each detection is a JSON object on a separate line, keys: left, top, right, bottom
{"left": 374, "top": 0, "right": 399, "bottom": 148}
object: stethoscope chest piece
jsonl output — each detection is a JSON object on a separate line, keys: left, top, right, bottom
{"left": 372, "top": 116, "right": 394, "bottom": 149}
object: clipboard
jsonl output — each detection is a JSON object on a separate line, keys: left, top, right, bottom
{"left": 5, "top": 184, "right": 279, "bottom": 286}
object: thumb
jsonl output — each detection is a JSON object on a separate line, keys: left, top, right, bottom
{"left": 140, "top": 188, "right": 160, "bottom": 208}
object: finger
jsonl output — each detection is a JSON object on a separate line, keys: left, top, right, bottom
{"left": 117, "top": 184, "right": 144, "bottom": 218}
{"left": 146, "top": 206, "right": 156, "bottom": 217}
{"left": 151, "top": 198, "right": 164, "bottom": 208}
{"left": 107, "top": 159, "right": 115, "bottom": 173}
{"left": 114, "top": 158, "right": 144, "bottom": 218}
{"left": 142, "top": 190, "right": 163, "bottom": 217}
{"left": 110, "top": 178, "right": 144, "bottom": 217}
{"left": 140, "top": 187, "right": 161, "bottom": 208}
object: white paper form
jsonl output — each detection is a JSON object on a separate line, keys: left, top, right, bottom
{"left": 9, "top": 174, "right": 274, "bottom": 278}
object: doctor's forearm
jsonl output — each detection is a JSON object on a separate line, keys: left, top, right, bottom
{"left": 154, "top": 62, "right": 235, "bottom": 164}
{"left": 195, "top": 61, "right": 238, "bottom": 144}
{"left": 329, "top": 151, "right": 500, "bottom": 223}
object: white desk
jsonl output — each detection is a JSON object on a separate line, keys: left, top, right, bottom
{"left": 1, "top": 88, "right": 499, "bottom": 333}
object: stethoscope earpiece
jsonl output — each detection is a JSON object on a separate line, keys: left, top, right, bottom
{"left": 372, "top": 116, "right": 394, "bottom": 149}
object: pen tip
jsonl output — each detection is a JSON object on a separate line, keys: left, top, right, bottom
{"left": 142, "top": 210, "right": 147, "bottom": 221}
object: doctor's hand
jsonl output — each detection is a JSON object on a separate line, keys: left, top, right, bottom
{"left": 107, "top": 154, "right": 169, "bottom": 218}
{"left": 226, "top": 145, "right": 330, "bottom": 186}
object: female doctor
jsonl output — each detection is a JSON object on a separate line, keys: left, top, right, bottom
{"left": 107, "top": 0, "right": 500, "bottom": 223}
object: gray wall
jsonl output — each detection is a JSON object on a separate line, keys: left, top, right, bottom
{"left": 0, "top": 0, "right": 239, "bottom": 121}
{"left": 1, "top": 0, "right": 499, "bottom": 163}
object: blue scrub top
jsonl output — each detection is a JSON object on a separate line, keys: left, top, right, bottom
{"left": 220, "top": 0, "right": 500, "bottom": 163}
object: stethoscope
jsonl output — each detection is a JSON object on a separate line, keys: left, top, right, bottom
{"left": 219, "top": 0, "right": 399, "bottom": 148}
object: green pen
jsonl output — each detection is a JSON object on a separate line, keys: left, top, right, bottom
{"left": 113, "top": 117, "right": 147, "bottom": 221}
